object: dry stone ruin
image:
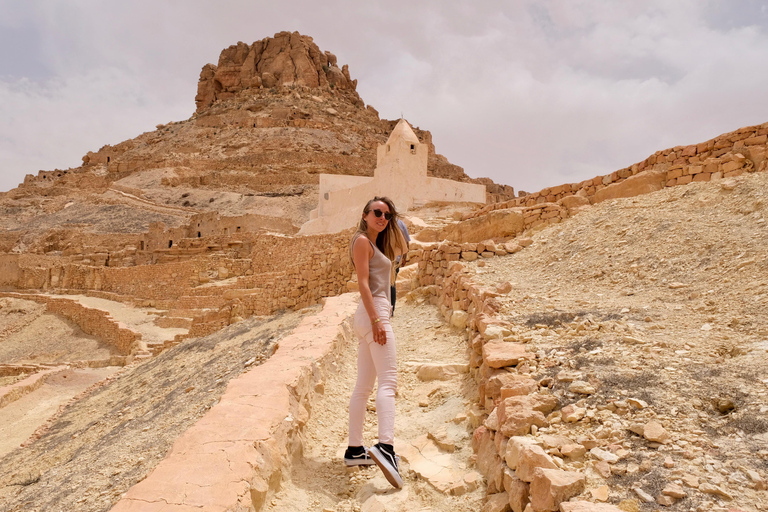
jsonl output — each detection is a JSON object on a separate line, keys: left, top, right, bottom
{"left": 1, "top": 30, "right": 767, "bottom": 512}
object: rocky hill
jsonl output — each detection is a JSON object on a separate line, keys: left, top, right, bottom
{"left": 0, "top": 31, "right": 514, "bottom": 256}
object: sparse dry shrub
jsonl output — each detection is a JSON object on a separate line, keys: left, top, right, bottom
{"left": 524, "top": 311, "right": 578, "bottom": 327}
{"left": 599, "top": 370, "right": 658, "bottom": 404}
{"left": 726, "top": 413, "right": 768, "bottom": 435}
{"left": 569, "top": 337, "right": 603, "bottom": 353}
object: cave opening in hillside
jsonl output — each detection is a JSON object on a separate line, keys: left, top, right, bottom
{"left": 168, "top": 240, "right": 173, "bottom": 248}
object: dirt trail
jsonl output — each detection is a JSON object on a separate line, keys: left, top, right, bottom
{"left": 264, "top": 299, "right": 485, "bottom": 512}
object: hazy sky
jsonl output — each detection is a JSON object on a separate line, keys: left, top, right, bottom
{"left": 2, "top": 0, "right": 768, "bottom": 193}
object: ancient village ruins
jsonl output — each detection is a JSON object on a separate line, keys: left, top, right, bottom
{"left": 0, "top": 30, "right": 767, "bottom": 512}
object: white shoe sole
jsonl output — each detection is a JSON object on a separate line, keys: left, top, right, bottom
{"left": 344, "top": 458, "right": 376, "bottom": 467}
{"left": 369, "top": 446, "right": 403, "bottom": 489}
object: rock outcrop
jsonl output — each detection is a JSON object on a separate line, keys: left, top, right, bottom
{"left": 195, "top": 31, "right": 361, "bottom": 112}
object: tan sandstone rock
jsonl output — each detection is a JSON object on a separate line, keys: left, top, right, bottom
{"left": 503, "top": 467, "right": 531, "bottom": 512}
{"left": 487, "top": 373, "right": 538, "bottom": 401}
{"left": 483, "top": 491, "right": 512, "bottom": 512}
{"left": 498, "top": 395, "right": 557, "bottom": 437}
{"left": 513, "top": 442, "right": 559, "bottom": 482}
{"left": 592, "top": 170, "right": 667, "bottom": 204}
{"left": 642, "top": 420, "right": 671, "bottom": 444}
{"left": 529, "top": 468, "right": 586, "bottom": 511}
{"left": 483, "top": 341, "right": 535, "bottom": 368}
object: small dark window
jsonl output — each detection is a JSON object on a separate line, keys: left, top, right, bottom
{"left": 168, "top": 240, "right": 173, "bottom": 248}
{"left": 410, "top": 144, "right": 416, "bottom": 154}
{"left": 107, "top": 156, "right": 110, "bottom": 163}
{"left": 236, "top": 226, "right": 241, "bottom": 232}
{"left": 197, "top": 232, "right": 201, "bottom": 238}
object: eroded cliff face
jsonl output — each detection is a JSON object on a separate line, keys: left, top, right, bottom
{"left": 195, "top": 31, "right": 361, "bottom": 112}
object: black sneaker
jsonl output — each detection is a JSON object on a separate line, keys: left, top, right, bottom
{"left": 369, "top": 443, "right": 403, "bottom": 489}
{"left": 344, "top": 446, "right": 375, "bottom": 467}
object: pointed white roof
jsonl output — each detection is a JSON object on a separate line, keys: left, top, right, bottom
{"left": 386, "top": 118, "right": 420, "bottom": 145}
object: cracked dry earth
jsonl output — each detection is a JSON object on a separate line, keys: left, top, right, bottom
{"left": 0, "top": 309, "right": 309, "bottom": 512}
{"left": 466, "top": 171, "right": 768, "bottom": 511}
{"left": 264, "top": 299, "right": 486, "bottom": 512}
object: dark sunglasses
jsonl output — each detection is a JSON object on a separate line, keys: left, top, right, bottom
{"left": 372, "top": 209, "right": 393, "bottom": 221}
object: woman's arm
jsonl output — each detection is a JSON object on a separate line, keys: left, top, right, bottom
{"left": 353, "top": 236, "right": 387, "bottom": 344}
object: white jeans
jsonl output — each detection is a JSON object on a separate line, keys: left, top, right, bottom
{"left": 349, "top": 297, "right": 397, "bottom": 446}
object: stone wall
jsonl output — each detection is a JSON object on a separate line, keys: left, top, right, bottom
{"left": 405, "top": 241, "right": 599, "bottom": 510}
{"left": 0, "top": 366, "right": 69, "bottom": 409}
{"left": 476, "top": 122, "right": 768, "bottom": 214}
{"left": 5, "top": 229, "right": 356, "bottom": 341}
{"left": 0, "top": 292, "right": 141, "bottom": 357}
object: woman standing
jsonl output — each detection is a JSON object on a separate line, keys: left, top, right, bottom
{"left": 345, "top": 197, "right": 409, "bottom": 489}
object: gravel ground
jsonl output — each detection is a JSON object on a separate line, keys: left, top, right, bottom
{"left": 466, "top": 171, "right": 768, "bottom": 511}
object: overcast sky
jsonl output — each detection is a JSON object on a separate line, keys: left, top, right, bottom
{"left": 2, "top": 0, "right": 768, "bottom": 194}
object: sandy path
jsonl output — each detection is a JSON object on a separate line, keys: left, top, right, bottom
{"left": 264, "top": 298, "right": 485, "bottom": 512}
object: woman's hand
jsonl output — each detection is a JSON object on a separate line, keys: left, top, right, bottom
{"left": 372, "top": 319, "right": 387, "bottom": 345}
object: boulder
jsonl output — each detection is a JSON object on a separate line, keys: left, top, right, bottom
{"left": 592, "top": 170, "right": 666, "bottom": 204}
{"left": 642, "top": 420, "right": 671, "bottom": 444}
{"left": 558, "top": 195, "right": 590, "bottom": 211}
{"left": 416, "top": 363, "right": 468, "bottom": 381}
{"left": 503, "top": 468, "right": 531, "bottom": 512}
{"left": 482, "top": 491, "right": 512, "bottom": 512}
{"left": 512, "top": 442, "right": 559, "bottom": 482}
{"left": 486, "top": 373, "right": 538, "bottom": 401}
{"left": 474, "top": 426, "right": 500, "bottom": 479}
{"left": 497, "top": 395, "right": 555, "bottom": 437}
{"left": 505, "top": 436, "right": 541, "bottom": 469}
{"left": 529, "top": 468, "right": 586, "bottom": 511}
{"left": 483, "top": 341, "right": 535, "bottom": 368}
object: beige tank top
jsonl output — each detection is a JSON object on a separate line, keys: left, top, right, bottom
{"left": 353, "top": 234, "right": 392, "bottom": 304}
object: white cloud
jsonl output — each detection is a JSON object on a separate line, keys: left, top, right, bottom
{"left": 2, "top": 0, "right": 768, "bottom": 194}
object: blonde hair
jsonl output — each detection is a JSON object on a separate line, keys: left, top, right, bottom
{"left": 349, "top": 196, "right": 409, "bottom": 283}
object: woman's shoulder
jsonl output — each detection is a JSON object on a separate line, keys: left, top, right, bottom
{"left": 352, "top": 233, "right": 373, "bottom": 250}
